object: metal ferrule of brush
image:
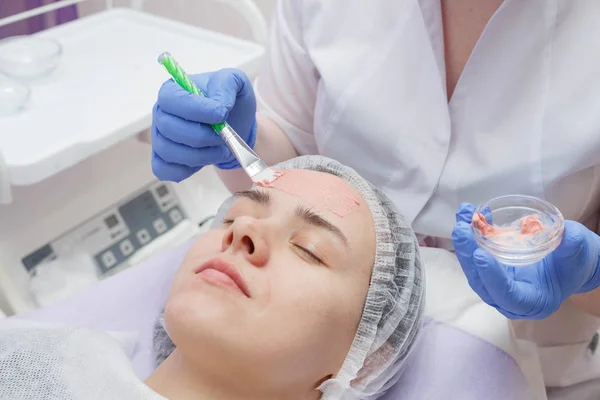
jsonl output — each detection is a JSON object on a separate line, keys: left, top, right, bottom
{"left": 219, "top": 125, "right": 268, "bottom": 178}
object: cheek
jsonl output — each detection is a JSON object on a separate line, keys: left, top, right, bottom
{"left": 187, "top": 230, "right": 225, "bottom": 258}
{"left": 251, "top": 263, "right": 368, "bottom": 372}
{"left": 164, "top": 276, "right": 251, "bottom": 355}
{"left": 169, "top": 232, "right": 224, "bottom": 292}
{"left": 261, "top": 252, "right": 369, "bottom": 333}
{"left": 164, "top": 231, "right": 233, "bottom": 337}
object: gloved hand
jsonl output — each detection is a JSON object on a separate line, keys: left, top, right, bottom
{"left": 151, "top": 68, "right": 257, "bottom": 182}
{"left": 452, "top": 202, "right": 600, "bottom": 319}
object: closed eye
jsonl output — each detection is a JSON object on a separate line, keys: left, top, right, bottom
{"left": 223, "top": 216, "right": 325, "bottom": 265}
{"left": 293, "top": 243, "right": 324, "bottom": 265}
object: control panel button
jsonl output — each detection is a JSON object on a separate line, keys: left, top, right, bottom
{"left": 153, "top": 218, "right": 167, "bottom": 234}
{"left": 136, "top": 229, "right": 151, "bottom": 245}
{"left": 169, "top": 208, "right": 183, "bottom": 224}
{"left": 104, "top": 214, "right": 120, "bottom": 229}
{"left": 156, "top": 184, "right": 169, "bottom": 198}
{"left": 119, "top": 239, "right": 134, "bottom": 256}
{"left": 101, "top": 250, "right": 117, "bottom": 268}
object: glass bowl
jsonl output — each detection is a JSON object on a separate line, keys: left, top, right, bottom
{"left": 0, "top": 36, "right": 62, "bottom": 80}
{"left": 0, "top": 73, "right": 30, "bottom": 115}
{"left": 472, "top": 195, "right": 564, "bottom": 266}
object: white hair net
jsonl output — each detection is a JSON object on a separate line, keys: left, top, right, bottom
{"left": 154, "top": 155, "right": 425, "bottom": 399}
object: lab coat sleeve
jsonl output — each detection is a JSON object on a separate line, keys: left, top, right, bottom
{"left": 511, "top": 301, "right": 600, "bottom": 389}
{"left": 255, "top": 0, "right": 319, "bottom": 155}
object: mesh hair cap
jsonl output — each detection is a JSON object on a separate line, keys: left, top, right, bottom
{"left": 155, "top": 155, "right": 425, "bottom": 399}
{"left": 271, "top": 156, "right": 424, "bottom": 399}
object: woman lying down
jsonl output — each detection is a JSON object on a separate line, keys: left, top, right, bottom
{"left": 0, "top": 156, "right": 424, "bottom": 400}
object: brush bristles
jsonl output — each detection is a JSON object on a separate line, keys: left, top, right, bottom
{"left": 253, "top": 167, "right": 277, "bottom": 183}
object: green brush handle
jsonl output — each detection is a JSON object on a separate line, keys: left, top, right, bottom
{"left": 158, "top": 52, "right": 226, "bottom": 133}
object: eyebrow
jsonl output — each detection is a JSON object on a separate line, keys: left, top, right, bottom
{"left": 295, "top": 206, "right": 349, "bottom": 247}
{"left": 233, "top": 190, "right": 349, "bottom": 247}
{"left": 234, "top": 190, "right": 271, "bottom": 205}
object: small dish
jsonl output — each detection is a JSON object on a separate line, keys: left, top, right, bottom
{"left": 0, "top": 73, "right": 30, "bottom": 115}
{"left": 472, "top": 195, "right": 564, "bottom": 266}
{"left": 0, "top": 36, "right": 62, "bottom": 80}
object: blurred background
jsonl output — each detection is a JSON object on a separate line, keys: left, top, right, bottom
{"left": 0, "top": 0, "right": 276, "bottom": 317}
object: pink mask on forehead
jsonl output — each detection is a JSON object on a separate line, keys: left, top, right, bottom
{"left": 255, "top": 169, "right": 361, "bottom": 217}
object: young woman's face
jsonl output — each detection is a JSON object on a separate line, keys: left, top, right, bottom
{"left": 165, "top": 170, "right": 376, "bottom": 396}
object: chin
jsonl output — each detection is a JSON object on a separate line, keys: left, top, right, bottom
{"left": 163, "top": 303, "right": 256, "bottom": 370}
{"left": 164, "top": 291, "right": 242, "bottom": 345}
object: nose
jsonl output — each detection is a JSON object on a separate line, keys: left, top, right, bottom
{"left": 221, "top": 217, "right": 269, "bottom": 267}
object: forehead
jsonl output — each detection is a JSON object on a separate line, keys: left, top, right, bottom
{"left": 258, "top": 169, "right": 361, "bottom": 217}
{"left": 248, "top": 169, "right": 375, "bottom": 246}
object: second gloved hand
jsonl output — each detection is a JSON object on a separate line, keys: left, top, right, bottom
{"left": 152, "top": 68, "right": 257, "bottom": 182}
{"left": 452, "top": 203, "right": 600, "bottom": 319}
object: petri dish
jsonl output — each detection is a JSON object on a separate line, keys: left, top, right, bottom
{"left": 0, "top": 36, "right": 62, "bottom": 80}
{"left": 0, "top": 73, "right": 30, "bottom": 115}
{"left": 472, "top": 195, "right": 564, "bottom": 266}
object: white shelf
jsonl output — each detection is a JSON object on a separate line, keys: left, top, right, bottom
{"left": 0, "top": 8, "right": 264, "bottom": 185}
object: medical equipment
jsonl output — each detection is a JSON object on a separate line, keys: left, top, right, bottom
{"left": 0, "top": 36, "right": 62, "bottom": 80}
{"left": 0, "top": 0, "right": 267, "bottom": 317}
{"left": 453, "top": 203, "right": 600, "bottom": 320}
{"left": 472, "top": 195, "right": 565, "bottom": 266}
{"left": 157, "top": 52, "right": 274, "bottom": 183}
{"left": 0, "top": 73, "right": 30, "bottom": 115}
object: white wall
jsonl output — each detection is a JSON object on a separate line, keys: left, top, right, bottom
{"left": 78, "top": 0, "right": 277, "bottom": 41}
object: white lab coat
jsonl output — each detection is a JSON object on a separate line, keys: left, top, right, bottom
{"left": 255, "top": 0, "right": 600, "bottom": 396}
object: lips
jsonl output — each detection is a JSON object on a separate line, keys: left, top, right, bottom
{"left": 194, "top": 258, "right": 251, "bottom": 298}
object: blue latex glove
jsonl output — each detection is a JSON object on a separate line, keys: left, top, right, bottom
{"left": 451, "top": 202, "right": 600, "bottom": 319}
{"left": 151, "top": 68, "right": 257, "bottom": 182}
